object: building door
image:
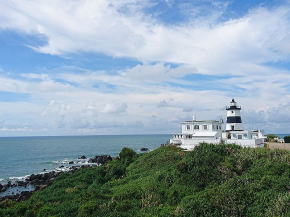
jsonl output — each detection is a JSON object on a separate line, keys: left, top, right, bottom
{"left": 231, "top": 125, "right": 234, "bottom": 130}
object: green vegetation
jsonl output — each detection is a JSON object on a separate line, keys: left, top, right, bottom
{"left": 1, "top": 144, "right": 289, "bottom": 217}
{"left": 265, "top": 134, "right": 278, "bottom": 142}
{"left": 284, "top": 136, "right": 290, "bottom": 143}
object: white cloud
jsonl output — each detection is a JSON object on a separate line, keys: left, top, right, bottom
{"left": 1, "top": 1, "right": 290, "bottom": 71}
{"left": 0, "top": 1, "right": 290, "bottom": 135}
{"left": 102, "top": 103, "right": 128, "bottom": 114}
{"left": 1, "top": 67, "right": 290, "bottom": 135}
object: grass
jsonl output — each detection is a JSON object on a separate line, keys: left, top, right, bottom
{"left": 0, "top": 144, "right": 289, "bottom": 217}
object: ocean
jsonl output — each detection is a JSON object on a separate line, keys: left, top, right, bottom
{"left": 271, "top": 134, "right": 289, "bottom": 138}
{"left": 1, "top": 133, "right": 289, "bottom": 183}
{"left": 0, "top": 134, "right": 170, "bottom": 182}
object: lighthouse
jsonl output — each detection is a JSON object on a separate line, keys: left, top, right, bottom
{"left": 226, "top": 99, "right": 243, "bottom": 131}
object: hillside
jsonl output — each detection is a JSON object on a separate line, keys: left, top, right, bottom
{"left": 0, "top": 144, "right": 289, "bottom": 217}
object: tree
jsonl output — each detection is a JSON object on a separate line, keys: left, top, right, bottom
{"left": 284, "top": 136, "right": 290, "bottom": 143}
{"left": 119, "top": 147, "right": 137, "bottom": 162}
{"left": 266, "top": 134, "right": 278, "bottom": 142}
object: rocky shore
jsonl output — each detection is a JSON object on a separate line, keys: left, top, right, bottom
{"left": 0, "top": 155, "right": 113, "bottom": 202}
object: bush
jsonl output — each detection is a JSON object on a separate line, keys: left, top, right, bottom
{"left": 119, "top": 147, "right": 137, "bottom": 162}
{"left": 284, "top": 136, "right": 290, "bottom": 143}
{"left": 266, "top": 134, "right": 278, "bottom": 142}
{"left": 106, "top": 161, "right": 126, "bottom": 179}
{"left": 1, "top": 144, "right": 289, "bottom": 217}
{"left": 177, "top": 143, "right": 240, "bottom": 189}
{"left": 77, "top": 200, "right": 98, "bottom": 217}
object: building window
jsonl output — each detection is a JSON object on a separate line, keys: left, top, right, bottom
{"left": 194, "top": 125, "right": 199, "bottom": 130}
{"left": 238, "top": 135, "right": 242, "bottom": 139}
{"left": 231, "top": 125, "right": 234, "bottom": 130}
{"left": 203, "top": 125, "right": 207, "bottom": 130}
{"left": 186, "top": 125, "right": 190, "bottom": 130}
{"left": 186, "top": 135, "right": 192, "bottom": 139}
{"left": 219, "top": 126, "right": 221, "bottom": 130}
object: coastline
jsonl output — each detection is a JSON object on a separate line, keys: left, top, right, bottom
{"left": 1, "top": 144, "right": 288, "bottom": 216}
{"left": 0, "top": 134, "right": 167, "bottom": 181}
{"left": 0, "top": 154, "right": 113, "bottom": 201}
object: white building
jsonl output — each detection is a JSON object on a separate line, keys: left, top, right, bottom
{"left": 170, "top": 99, "right": 265, "bottom": 150}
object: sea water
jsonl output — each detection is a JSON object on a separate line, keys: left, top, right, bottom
{"left": 0, "top": 134, "right": 170, "bottom": 182}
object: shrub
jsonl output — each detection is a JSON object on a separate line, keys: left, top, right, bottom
{"left": 266, "top": 134, "right": 278, "bottom": 142}
{"left": 77, "top": 200, "right": 98, "bottom": 217}
{"left": 283, "top": 136, "right": 290, "bottom": 143}
{"left": 119, "top": 147, "right": 137, "bottom": 162}
{"left": 1, "top": 144, "right": 289, "bottom": 217}
{"left": 106, "top": 161, "right": 126, "bottom": 179}
{"left": 177, "top": 143, "right": 240, "bottom": 189}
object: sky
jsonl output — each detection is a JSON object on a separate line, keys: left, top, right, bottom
{"left": 0, "top": 0, "right": 290, "bottom": 136}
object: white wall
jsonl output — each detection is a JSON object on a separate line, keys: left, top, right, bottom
{"left": 225, "top": 139, "right": 264, "bottom": 147}
{"left": 226, "top": 123, "right": 244, "bottom": 131}
{"left": 226, "top": 110, "right": 241, "bottom": 117}
{"left": 181, "top": 138, "right": 221, "bottom": 145}
{"left": 181, "top": 123, "right": 222, "bottom": 134}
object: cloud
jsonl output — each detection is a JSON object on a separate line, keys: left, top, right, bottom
{"left": 157, "top": 100, "right": 170, "bottom": 107}
{"left": 1, "top": 1, "right": 290, "bottom": 70}
{"left": 0, "top": 66, "right": 290, "bottom": 135}
{"left": 122, "top": 63, "right": 196, "bottom": 82}
{"left": 102, "top": 103, "right": 128, "bottom": 114}
{"left": 0, "top": 1, "right": 290, "bottom": 135}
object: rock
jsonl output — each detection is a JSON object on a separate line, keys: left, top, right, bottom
{"left": 42, "top": 172, "right": 51, "bottom": 180}
{"left": 35, "top": 185, "right": 47, "bottom": 191}
{"left": 28, "top": 174, "right": 42, "bottom": 181}
{"left": 31, "top": 179, "right": 42, "bottom": 185}
{"left": 88, "top": 155, "right": 112, "bottom": 164}
{"left": 0, "top": 162, "right": 100, "bottom": 202}
{"left": 78, "top": 155, "right": 87, "bottom": 159}
{"left": 16, "top": 181, "right": 26, "bottom": 186}
{"left": 13, "top": 191, "right": 33, "bottom": 202}
{"left": 69, "top": 161, "right": 74, "bottom": 164}
{"left": 25, "top": 171, "right": 57, "bottom": 187}
{"left": 59, "top": 165, "right": 64, "bottom": 168}
{"left": 0, "top": 184, "right": 8, "bottom": 193}
{"left": 140, "top": 147, "right": 149, "bottom": 152}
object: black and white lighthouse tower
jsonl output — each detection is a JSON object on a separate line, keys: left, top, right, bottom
{"left": 226, "top": 99, "right": 243, "bottom": 131}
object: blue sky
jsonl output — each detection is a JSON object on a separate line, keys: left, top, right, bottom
{"left": 0, "top": 0, "right": 290, "bottom": 136}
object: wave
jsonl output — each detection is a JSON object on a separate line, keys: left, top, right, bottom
{"left": 51, "top": 158, "right": 98, "bottom": 165}
{"left": 8, "top": 175, "right": 30, "bottom": 182}
{"left": 0, "top": 156, "right": 100, "bottom": 184}
{"left": 52, "top": 159, "right": 75, "bottom": 164}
